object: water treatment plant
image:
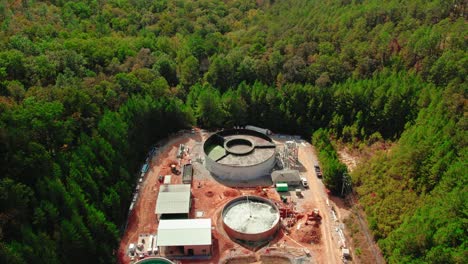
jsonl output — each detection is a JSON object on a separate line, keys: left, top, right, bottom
{"left": 119, "top": 126, "right": 348, "bottom": 264}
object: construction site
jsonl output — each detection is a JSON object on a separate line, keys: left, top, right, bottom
{"left": 118, "top": 126, "right": 352, "bottom": 264}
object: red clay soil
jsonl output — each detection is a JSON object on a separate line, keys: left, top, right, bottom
{"left": 118, "top": 132, "right": 342, "bottom": 264}
{"left": 188, "top": 180, "right": 280, "bottom": 264}
{"left": 291, "top": 220, "right": 322, "bottom": 245}
{"left": 118, "top": 135, "right": 194, "bottom": 264}
{"left": 117, "top": 131, "right": 254, "bottom": 264}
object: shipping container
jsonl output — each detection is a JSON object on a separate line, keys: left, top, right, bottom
{"left": 276, "top": 183, "right": 289, "bottom": 192}
{"left": 182, "top": 164, "right": 193, "bottom": 184}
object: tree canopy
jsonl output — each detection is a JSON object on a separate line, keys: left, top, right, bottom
{"left": 0, "top": 0, "right": 465, "bottom": 263}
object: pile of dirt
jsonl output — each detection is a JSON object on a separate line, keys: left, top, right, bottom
{"left": 295, "top": 224, "right": 322, "bottom": 244}
{"left": 223, "top": 189, "right": 240, "bottom": 197}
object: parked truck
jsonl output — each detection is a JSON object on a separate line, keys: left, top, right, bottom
{"left": 314, "top": 164, "right": 323, "bottom": 178}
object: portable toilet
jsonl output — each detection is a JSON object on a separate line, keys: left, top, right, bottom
{"left": 276, "top": 183, "right": 289, "bottom": 192}
{"left": 164, "top": 175, "right": 171, "bottom": 185}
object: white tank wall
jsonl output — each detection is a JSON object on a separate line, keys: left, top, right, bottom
{"left": 205, "top": 153, "right": 276, "bottom": 181}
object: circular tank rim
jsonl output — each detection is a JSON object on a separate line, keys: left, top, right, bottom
{"left": 222, "top": 195, "right": 280, "bottom": 237}
{"left": 204, "top": 129, "right": 276, "bottom": 168}
{"left": 223, "top": 137, "right": 255, "bottom": 155}
{"left": 134, "top": 257, "right": 175, "bottom": 264}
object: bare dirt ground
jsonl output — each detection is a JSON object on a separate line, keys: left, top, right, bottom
{"left": 297, "top": 143, "right": 342, "bottom": 264}
{"left": 336, "top": 141, "right": 393, "bottom": 172}
{"left": 118, "top": 130, "right": 351, "bottom": 264}
{"left": 118, "top": 131, "right": 201, "bottom": 264}
{"left": 336, "top": 143, "right": 388, "bottom": 264}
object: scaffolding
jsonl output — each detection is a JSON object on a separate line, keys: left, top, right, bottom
{"left": 283, "top": 141, "right": 298, "bottom": 169}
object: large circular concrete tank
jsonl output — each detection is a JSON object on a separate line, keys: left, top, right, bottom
{"left": 204, "top": 129, "right": 276, "bottom": 186}
{"left": 222, "top": 196, "right": 280, "bottom": 242}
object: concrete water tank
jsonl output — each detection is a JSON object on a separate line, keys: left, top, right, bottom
{"left": 222, "top": 196, "right": 280, "bottom": 242}
{"left": 204, "top": 129, "right": 276, "bottom": 186}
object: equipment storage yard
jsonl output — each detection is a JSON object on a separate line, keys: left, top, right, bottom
{"left": 118, "top": 128, "right": 349, "bottom": 264}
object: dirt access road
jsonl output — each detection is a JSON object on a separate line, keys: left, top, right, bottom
{"left": 297, "top": 142, "right": 342, "bottom": 264}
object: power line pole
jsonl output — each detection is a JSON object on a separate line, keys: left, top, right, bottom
{"left": 342, "top": 171, "right": 383, "bottom": 264}
{"left": 341, "top": 172, "right": 352, "bottom": 197}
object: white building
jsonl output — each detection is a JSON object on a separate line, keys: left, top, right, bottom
{"left": 157, "top": 219, "right": 212, "bottom": 256}
{"left": 155, "top": 184, "right": 191, "bottom": 220}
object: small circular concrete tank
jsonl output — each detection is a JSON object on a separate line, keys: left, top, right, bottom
{"left": 204, "top": 129, "right": 276, "bottom": 186}
{"left": 222, "top": 195, "right": 280, "bottom": 242}
{"left": 134, "top": 257, "right": 175, "bottom": 264}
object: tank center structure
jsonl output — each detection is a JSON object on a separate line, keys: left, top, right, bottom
{"left": 224, "top": 137, "right": 255, "bottom": 155}
{"left": 204, "top": 129, "right": 276, "bottom": 186}
{"left": 222, "top": 195, "right": 280, "bottom": 243}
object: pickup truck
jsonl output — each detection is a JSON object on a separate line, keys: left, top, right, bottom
{"left": 314, "top": 164, "right": 323, "bottom": 178}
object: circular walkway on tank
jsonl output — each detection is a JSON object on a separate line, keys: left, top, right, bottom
{"left": 203, "top": 129, "right": 276, "bottom": 186}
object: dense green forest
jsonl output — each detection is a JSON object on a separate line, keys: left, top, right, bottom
{"left": 0, "top": 0, "right": 465, "bottom": 263}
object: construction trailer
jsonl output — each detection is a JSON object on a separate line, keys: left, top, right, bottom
{"left": 182, "top": 164, "right": 193, "bottom": 184}
{"left": 155, "top": 184, "right": 191, "bottom": 220}
{"left": 157, "top": 219, "right": 212, "bottom": 257}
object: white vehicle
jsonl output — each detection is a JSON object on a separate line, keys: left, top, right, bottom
{"left": 128, "top": 243, "right": 136, "bottom": 255}
{"left": 301, "top": 177, "right": 309, "bottom": 188}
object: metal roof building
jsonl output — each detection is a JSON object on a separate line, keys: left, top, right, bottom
{"left": 155, "top": 184, "right": 191, "bottom": 219}
{"left": 157, "top": 219, "right": 212, "bottom": 246}
{"left": 157, "top": 219, "right": 212, "bottom": 256}
{"left": 271, "top": 169, "right": 301, "bottom": 186}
